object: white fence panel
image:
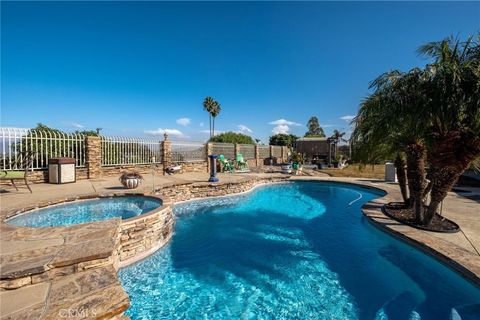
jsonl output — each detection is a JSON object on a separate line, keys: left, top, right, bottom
{"left": 171, "top": 141, "right": 206, "bottom": 163}
{"left": 101, "top": 136, "right": 162, "bottom": 166}
{"left": 0, "top": 128, "right": 85, "bottom": 170}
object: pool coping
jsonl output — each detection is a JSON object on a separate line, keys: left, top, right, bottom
{"left": 1, "top": 175, "right": 479, "bottom": 319}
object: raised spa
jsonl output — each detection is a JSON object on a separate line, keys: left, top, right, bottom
{"left": 6, "top": 196, "right": 162, "bottom": 227}
{"left": 120, "top": 181, "right": 480, "bottom": 320}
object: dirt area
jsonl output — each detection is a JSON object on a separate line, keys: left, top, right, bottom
{"left": 384, "top": 202, "right": 459, "bottom": 232}
{"left": 318, "top": 164, "right": 385, "bottom": 179}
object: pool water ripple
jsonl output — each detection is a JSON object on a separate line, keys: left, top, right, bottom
{"left": 119, "top": 182, "right": 480, "bottom": 320}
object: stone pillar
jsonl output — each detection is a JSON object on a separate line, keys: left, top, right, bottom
{"left": 85, "top": 136, "right": 102, "bottom": 179}
{"left": 162, "top": 139, "right": 172, "bottom": 176}
{"left": 255, "top": 145, "right": 260, "bottom": 166}
{"left": 206, "top": 143, "right": 213, "bottom": 172}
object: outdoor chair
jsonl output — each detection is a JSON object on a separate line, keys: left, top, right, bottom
{"left": 218, "top": 154, "right": 234, "bottom": 173}
{"left": 236, "top": 153, "right": 249, "bottom": 172}
{"left": 0, "top": 151, "right": 35, "bottom": 193}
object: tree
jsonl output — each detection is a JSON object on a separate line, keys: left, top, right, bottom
{"left": 203, "top": 97, "right": 219, "bottom": 138}
{"left": 209, "top": 131, "right": 255, "bottom": 144}
{"left": 329, "top": 129, "right": 346, "bottom": 159}
{"left": 211, "top": 100, "right": 221, "bottom": 137}
{"left": 352, "top": 68, "right": 431, "bottom": 222}
{"left": 419, "top": 35, "right": 480, "bottom": 225}
{"left": 269, "top": 134, "right": 298, "bottom": 147}
{"left": 305, "top": 116, "right": 325, "bottom": 137}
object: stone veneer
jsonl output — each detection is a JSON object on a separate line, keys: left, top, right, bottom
{"left": 116, "top": 205, "right": 174, "bottom": 266}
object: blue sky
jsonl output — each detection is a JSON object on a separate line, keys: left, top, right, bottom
{"left": 1, "top": 2, "right": 479, "bottom": 142}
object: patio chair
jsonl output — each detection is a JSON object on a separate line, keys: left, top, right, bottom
{"left": 218, "top": 154, "right": 234, "bottom": 173}
{"left": 0, "top": 151, "right": 35, "bottom": 193}
{"left": 236, "top": 153, "right": 249, "bottom": 172}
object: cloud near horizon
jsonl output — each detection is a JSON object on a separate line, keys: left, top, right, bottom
{"left": 176, "top": 118, "right": 191, "bottom": 126}
{"left": 269, "top": 118, "right": 301, "bottom": 135}
{"left": 144, "top": 128, "right": 187, "bottom": 138}
{"left": 237, "top": 124, "right": 252, "bottom": 134}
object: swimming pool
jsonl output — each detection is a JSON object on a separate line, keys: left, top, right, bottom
{"left": 119, "top": 182, "right": 480, "bottom": 320}
{"left": 7, "top": 196, "right": 162, "bottom": 227}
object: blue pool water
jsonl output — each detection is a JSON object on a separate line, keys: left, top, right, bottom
{"left": 7, "top": 196, "right": 162, "bottom": 227}
{"left": 119, "top": 182, "right": 480, "bottom": 320}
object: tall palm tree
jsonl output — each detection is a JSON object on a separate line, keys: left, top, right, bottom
{"left": 211, "top": 100, "right": 221, "bottom": 137}
{"left": 419, "top": 35, "right": 480, "bottom": 225}
{"left": 203, "top": 97, "right": 216, "bottom": 138}
{"left": 353, "top": 68, "right": 430, "bottom": 221}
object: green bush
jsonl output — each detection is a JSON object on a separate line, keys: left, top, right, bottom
{"left": 209, "top": 132, "right": 255, "bottom": 144}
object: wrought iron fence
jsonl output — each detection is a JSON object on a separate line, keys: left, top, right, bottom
{"left": 211, "top": 142, "right": 235, "bottom": 160}
{"left": 171, "top": 141, "right": 206, "bottom": 163}
{"left": 238, "top": 144, "right": 255, "bottom": 160}
{"left": 0, "top": 127, "right": 85, "bottom": 170}
{"left": 258, "top": 145, "right": 271, "bottom": 159}
{"left": 101, "top": 136, "right": 162, "bottom": 166}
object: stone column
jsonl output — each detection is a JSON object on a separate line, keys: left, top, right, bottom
{"left": 234, "top": 143, "right": 241, "bottom": 158}
{"left": 162, "top": 139, "right": 172, "bottom": 176}
{"left": 255, "top": 145, "right": 260, "bottom": 166}
{"left": 85, "top": 136, "right": 102, "bottom": 179}
{"left": 206, "top": 143, "right": 213, "bottom": 172}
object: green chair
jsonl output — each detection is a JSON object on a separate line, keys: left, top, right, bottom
{"left": 218, "top": 154, "right": 234, "bottom": 173}
{"left": 0, "top": 151, "right": 35, "bottom": 193}
{"left": 236, "top": 153, "right": 249, "bottom": 171}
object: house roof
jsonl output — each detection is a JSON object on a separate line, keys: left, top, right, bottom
{"left": 296, "top": 137, "right": 328, "bottom": 142}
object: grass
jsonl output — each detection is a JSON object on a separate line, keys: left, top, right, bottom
{"left": 318, "top": 164, "right": 385, "bottom": 179}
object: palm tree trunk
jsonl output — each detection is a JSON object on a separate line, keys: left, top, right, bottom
{"left": 393, "top": 153, "right": 409, "bottom": 204}
{"left": 212, "top": 116, "right": 215, "bottom": 137}
{"left": 209, "top": 116, "right": 212, "bottom": 138}
{"left": 424, "top": 131, "right": 480, "bottom": 225}
{"left": 405, "top": 141, "right": 426, "bottom": 223}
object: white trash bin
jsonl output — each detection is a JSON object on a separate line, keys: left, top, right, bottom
{"left": 384, "top": 162, "right": 397, "bottom": 182}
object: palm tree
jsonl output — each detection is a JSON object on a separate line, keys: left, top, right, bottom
{"left": 330, "top": 129, "right": 346, "bottom": 159}
{"left": 211, "top": 100, "right": 221, "bottom": 137}
{"left": 203, "top": 97, "right": 215, "bottom": 138}
{"left": 353, "top": 69, "right": 430, "bottom": 221}
{"left": 419, "top": 35, "right": 480, "bottom": 225}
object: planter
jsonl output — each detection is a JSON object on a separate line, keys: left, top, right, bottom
{"left": 281, "top": 164, "right": 292, "bottom": 174}
{"left": 121, "top": 177, "right": 141, "bottom": 189}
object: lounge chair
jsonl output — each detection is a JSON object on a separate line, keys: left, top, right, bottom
{"left": 236, "top": 153, "right": 249, "bottom": 172}
{"left": 218, "top": 154, "right": 234, "bottom": 173}
{"left": 0, "top": 151, "right": 35, "bottom": 193}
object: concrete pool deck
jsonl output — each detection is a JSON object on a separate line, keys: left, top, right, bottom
{"left": 0, "top": 172, "right": 479, "bottom": 319}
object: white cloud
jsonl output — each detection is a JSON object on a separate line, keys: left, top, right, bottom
{"left": 176, "top": 118, "right": 191, "bottom": 126}
{"left": 199, "top": 122, "right": 204, "bottom": 127}
{"left": 272, "top": 125, "right": 290, "bottom": 135}
{"left": 144, "top": 128, "right": 186, "bottom": 138}
{"left": 269, "top": 119, "right": 301, "bottom": 126}
{"left": 340, "top": 115, "right": 355, "bottom": 121}
{"left": 322, "top": 124, "right": 337, "bottom": 128}
{"left": 237, "top": 125, "right": 252, "bottom": 134}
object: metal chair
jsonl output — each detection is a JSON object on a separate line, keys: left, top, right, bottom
{"left": 0, "top": 151, "right": 35, "bottom": 193}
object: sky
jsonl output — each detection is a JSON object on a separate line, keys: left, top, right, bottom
{"left": 1, "top": 1, "right": 479, "bottom": 142}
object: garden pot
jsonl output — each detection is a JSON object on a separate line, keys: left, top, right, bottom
{"left": 281, "top": 164, "right": 292, "bottom": 174}
{"left": 121, "top": 177, "right": 140, "bottom": 189}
